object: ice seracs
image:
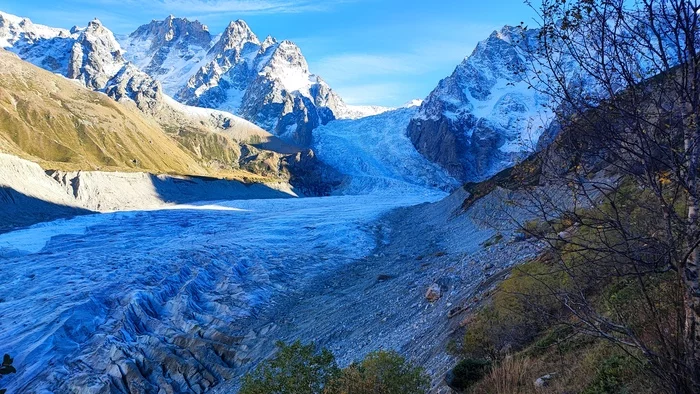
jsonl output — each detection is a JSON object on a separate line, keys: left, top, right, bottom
{"left": 313, "top": 106, "right": 457, "bottom": 195}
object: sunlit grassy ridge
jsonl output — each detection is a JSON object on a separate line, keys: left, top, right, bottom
{"left": 0, "top": 50, "right": 275, "bottom": 182}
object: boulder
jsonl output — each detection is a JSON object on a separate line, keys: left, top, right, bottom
{"left": 425, "top": 283, "right": 442, "bottom": 302}
{"left": 534, "top": 373, "right": 556, "bottom": 388}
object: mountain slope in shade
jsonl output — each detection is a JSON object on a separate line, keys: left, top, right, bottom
{"left": 408, "top": 26, "right": 552, "bottom": 182}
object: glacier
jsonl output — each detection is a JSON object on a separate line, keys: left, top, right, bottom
{"left": 0, "top": 193, "right": 446, "bottom": 392}
{"left": 0, "top": 101, "right": 456, "bottom": 392}
{"left": 313, "top": 107, "right": 458, "bottom": 195}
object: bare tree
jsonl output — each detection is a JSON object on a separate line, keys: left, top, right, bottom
{"left": 503, "top": 0, "right": 700, "bottom": 392}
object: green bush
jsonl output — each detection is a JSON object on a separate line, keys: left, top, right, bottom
{"left": 582, "top": 355, "right": 627, "bottom": 394}
{"left": 461, "top": 259, "right": 569, "bottom": 360}
{"left": 240, "top": 344, "right": 428, "bottom": 394}
{"left": 445, "top": 358, "right": 491, "bottom": 392}
{"left": 335, "top": 351, "right": 429, "bottom": 394}
{"left": 239, "top": 341, "right": 339, "bottom": 394}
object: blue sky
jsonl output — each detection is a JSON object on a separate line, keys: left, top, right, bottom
{"left": 0, "top": 0, "right": 540, "bottom": 107}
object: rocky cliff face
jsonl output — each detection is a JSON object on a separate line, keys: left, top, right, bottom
{"left": 171, "top": 23, "right": 345, "bottom": 146}
{"left": 408, "top": 26, "right": 551, "bottom": 182}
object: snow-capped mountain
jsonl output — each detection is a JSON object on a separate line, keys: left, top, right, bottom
{"left": 0, "top": 13, "right": 269, "bottom": 137}
{"left": 119, "top": 15, "right": 213, "bottom": 95}
{"left": 120, "top": 17, "right": 383, "bottom": 146}
{"left": 0, "top": 11, "right": 67, "bottom": 48}
{"left": 408, "top": 26, "right": 552, "bottom": 182}
{"left": 1, "top": 14, "right": 144, "bottom": 96}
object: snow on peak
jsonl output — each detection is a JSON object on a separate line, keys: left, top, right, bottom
{"left": 120, "top": 16, "right": 213, "bottom": 95}
{"left": 408, "top": 24, "right": 551, "bottom": 182}
{"left": 0, "top": 11, "right": 25, "bottom": 25}
{"left": 0, "top": 10, "right": 68, "bottom": 48}
{"left": 126, "top": 16, "right": 212, "bottom": 48}
{"left": 402, "top": 99, "right": 423, "bottom": 108}
{"left": 261, "top": 40, "right": 314, "bottom": 92}
{"left": 88, "top": 18, "right": 103, "bottom": 28}
{"left": 261, "top": 35, "right": 277, "bottom": 51}
{"left": 214, "top": 19, "right": 260, "bottom": 52}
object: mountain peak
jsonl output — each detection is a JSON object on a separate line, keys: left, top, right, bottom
{"left": 210, "top": 19, "right": 259, "bottom": 54}
{"left": 0, "top": 11, "right": 25, "bottom": 26}
{"left": 223, "top": 19, "right": 257, "bottom": 41}
{"left": 0, "top": 11, "right": 68, "bottom": 47}
{"left": 127, "top": 16, "right": 212, "bottom": 51}
{"left": 261, "top": 35, "right": 277, "bottom": 51}
{"left": 266, "top": 40, "right": 309, "bottom": 75}
{"left": 87, "top": 18, "right": 103, "bottom": 29}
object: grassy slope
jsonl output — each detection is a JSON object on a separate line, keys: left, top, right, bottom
{"left": 450, "top": 109, "right": 665, "bottom": 393}
{"left": 0, "top": 50, "right": 271, "bottom": 182}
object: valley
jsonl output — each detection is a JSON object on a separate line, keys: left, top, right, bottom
{"left": 0, "top": 6, "right": 568, "bottom": 393}
{"left": 2, "top": 1, "right": 698, "bottom": 393}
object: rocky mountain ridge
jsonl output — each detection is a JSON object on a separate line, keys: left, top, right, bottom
{"left": 408, "top": 25, "right": 552, "bottom": 182}
{"left": 0, "top": 9, "right": 389, "bottom": 186}
{"left": 121, "top": 16, "right": 387, "bottom": 145}
{"left": 0, "top": 12, "right": 344, "bottom": 194}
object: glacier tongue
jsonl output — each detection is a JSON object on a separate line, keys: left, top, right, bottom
{"left": 0, "top": 193, "right": 443, "bottom": 393}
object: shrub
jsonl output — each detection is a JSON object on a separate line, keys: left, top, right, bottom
{"left": 334, "top": 350, "right": 429, "bottom": 394}
{"left": 478, "top": 356, "right": 532, "bottom": 394}
{"left": 445, "top": 358, "right": 491, "bottom": 392}
{"left": 462, "top": 259, "right": 569, "bottom": 360}
{"left": 239, "top": 341, "right": 339, "bottom": 394}
{"left": 582, "top": 355, "right": 627, "bottom": 394}
{"left": 240, "top": 344, "right": 428, "bottom": 394}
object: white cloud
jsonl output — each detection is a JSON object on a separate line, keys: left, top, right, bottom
{"left": 332, "top": 82, "right": 407, "bottom": 105}
{"left": 88, "top": 0, "right": 353, "bottom": 15}
{"left": 314, "top": 54, "right": 426, "bottom": 82}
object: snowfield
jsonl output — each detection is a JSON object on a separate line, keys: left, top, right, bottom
{"left": 0, "top": 193, "right": 445, "bottom": 392}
